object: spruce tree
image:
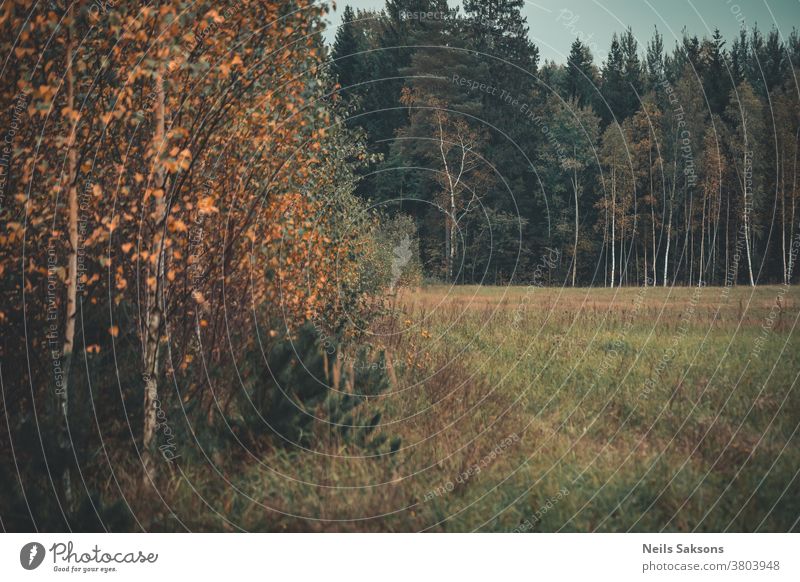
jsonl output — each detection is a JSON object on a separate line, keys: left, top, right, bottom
{"left": 645, "top": 27, "right": 665, "bottom": 93}
{"left": 701, "top": 29, "right": 729, "bottom": 115}
{"left": 730, "top": 28, "right": 749, "bottom": 86}
{"left": 762, "top": 28, "right": 786, "bottom": 94}
{"left": 600, "top": 33, "right": 625, "bottom": 125}
{"left": 564, "top": 38, "right": 598, "bottom": 108}
{"left": 620, "top": 27, "right": 644, "bottom": 119}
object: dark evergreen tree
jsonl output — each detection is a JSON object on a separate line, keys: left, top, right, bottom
{"left": 761, "top": 28, "right": 787, "bottom": 94}
{"left": 331, "top": 6, "right": 367, "bottom": 92}
{"left": 700, "top": 29, "right": 729, "bottom": 115}
{"left": 620, "top": 27, "right": 644, "bottom": 118}
{"left": 730, "top": 28, "right": 749, "bottom": 86}
{"left": 645, "top": 27, "right": 665, "bottom": 93}
{"left": 747, "top": 25, "right": 766, "bottom": 94}
{"left": 683, "top": 31, "right": 702, "bottom": 69}
{"left": 463, "top": 0, "right": 538, "bottom": 69}
{"left": 788, "top": 28, "right": 800, "bottom": 68}
{"left": 460, "top": 0, "right": 543, "bottom": 272}
{"left": 600, "top": 33, "right": 625, "bottom": 125}
{"left": 564, "top": 38, "right": 598, "bottom": 108}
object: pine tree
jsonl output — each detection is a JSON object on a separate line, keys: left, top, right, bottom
{"left": 645, "top": 27, "right": 665, "bottom": 93}
{"left": 747, "top": 26, "right": 766, "bottom": 95}
{"left": 620, "top": 27, "right": 644, "bottom": 119}
{"left": 463, "top": 0, "right": 538, "bottom": 69}
{"left": 600, "top": 33, "right": 625, "bottom": 125}
{"left": 730, "top": 28, "right": 749, "bottom": 86}
{"left": 564, "top": 38, "right": 598, "bottom": 108}
{"left": 331, "top": 6, "right": 369, "bottom": 92}
{"left": 788, "top": 28, "right": 800, "bottom": 68}
{"left": 701, "top": 29, "right": 729, "bottom": 115}
{"left": 762, "top": 28, "right": 787, "bottom": 94}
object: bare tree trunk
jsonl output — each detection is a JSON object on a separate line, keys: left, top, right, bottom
{"left": 620, "top": 213, "right": 625, "bottom": 287}
{"left": 435, "top": 113, "right": 464, "bottom": 284}
{"left": 725, "top": 187, "right": 730, "bottom": 283}
{"left": 619, "top": 180, "right": 624, "bottom": 287}
{"left": 699, "top": 194, "right": 706, "bottom": 286}
{"left": 58, "top": 5, "right": 77, "bottom": 507}
{"left": 663, "top": 196, "right": 672, "bottom": 287}
{"left": 791, "top": 129, "right": 798, "bottom": 282}
{"left": 444, "top": 213, "right": 451, "bottom": 281}
{"left": 449, "top": 190, "right": 456, "bottom": 282}
{"left": 711, "top": 181, "right": 720, "bottom": 285}
{"left": 663, "top": 161, "right": 676, "bottom": 287}
{"left": 781, "top": 151, "right": 787, "bottom": 284}
{"left": 650, "top": 150, "right": 657, "bottom": 286}
{"left": 572, "top": 159, "right": 579, "bottom": 287}
{"left": 603, "top": 198, "right": 608, "bottom": 287}
{"left": 142, "top": 65, "right": 168, "bottom": 483}
{"left": 743, "top": 151, "right": 755, "bottom": 286}
{"left": 611, "top": 165, "right": 616, "bottom": 289}
{"left": 688, "top": 188, "right": 694, "bottom": 286}
{"left": 643, "top": 237, "right": 648, "bottom": 286}
{"left": 447, "top": 201, "right": 458, "bottom": 283}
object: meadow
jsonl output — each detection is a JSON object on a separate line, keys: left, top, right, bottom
{"left": 153, "top": 284, "right": 800, "bottom": 532}
{"left": 4, "top": 0, "right": 800, "bottom": 545}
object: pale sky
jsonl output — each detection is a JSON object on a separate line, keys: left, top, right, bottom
{"left": 323, "top": 0, "right": 800, "bottom": 63}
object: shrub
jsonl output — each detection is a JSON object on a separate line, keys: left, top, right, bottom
{"left": 238, "top": 323, "right": 399, "bottom": 453}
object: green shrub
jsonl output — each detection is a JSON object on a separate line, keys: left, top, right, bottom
{"left": 239, "top": 323, "right": 399, "bottom": 453}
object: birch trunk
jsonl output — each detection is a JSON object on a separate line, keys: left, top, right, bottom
{"left": 650, "top": 152, "right": 657, "bottom": 286}
{"left": 449, "top": 188, "right": 456, "bottom": 282}
{"left": 663, "top": 187, "right": 673, "bottom": 287}
{"left": 142, "top": 65, "right": 168, "bottom": 482}
{"left": 743, "top": 150, "right": 755, "bottom": 286}
{"left": 699, "top": 195, "right": 706, "bottom": 286}
{"left": 58, "top": 5, "right": 77, "bottom": 506}
{"left": 792, "top": 189, "right": 797, "bottom": 282}
{"left": 725, "top": 188, "right": 730, "bottom": 283}
{"left": 611, "top": 165, "right": 616, "bottom": 289}
{"left": 781, "top": 151, "right": 787, "bottom": 284}
{"left": 572, "top": 158, "right": 579, "bottom": 287}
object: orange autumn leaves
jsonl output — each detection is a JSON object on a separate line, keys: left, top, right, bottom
{"left": 0, "top": 1, "right": 364, "bottom": 392}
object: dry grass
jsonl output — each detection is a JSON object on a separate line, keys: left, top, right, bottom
{"left": 141, "top": 285, "right": 800, "bottom": 531}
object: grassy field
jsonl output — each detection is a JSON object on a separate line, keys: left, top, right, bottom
{"left": 157, "top": 285, "right": 800, "bottom": 532}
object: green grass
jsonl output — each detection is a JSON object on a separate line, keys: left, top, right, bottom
{"left": 143, "top": 285, "right": 800, "bottom": 532}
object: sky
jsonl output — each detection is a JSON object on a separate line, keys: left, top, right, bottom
{"left": 322, "top": 0, "right": 800, "bottom": 63}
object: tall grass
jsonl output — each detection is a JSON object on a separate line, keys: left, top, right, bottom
{"left": 129, "top": 285, "right": 800, "bottom": 531}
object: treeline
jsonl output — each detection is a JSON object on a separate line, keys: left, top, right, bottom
{"left": 331, "top": 0, "right": 800, "bottom": 286}
{"left": 0, "top": 0, "right": 398, "bottom": 529}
